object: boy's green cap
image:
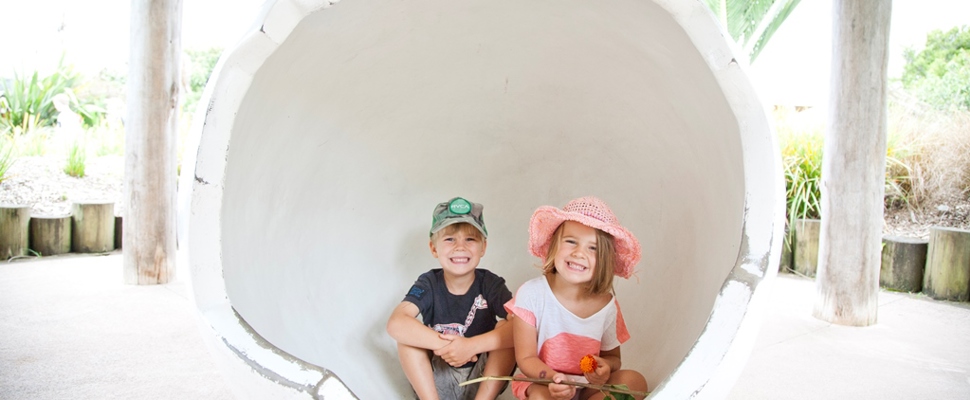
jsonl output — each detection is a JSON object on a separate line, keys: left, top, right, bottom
{"left": 430, "top": 197, "right": 487, "bottom": 238}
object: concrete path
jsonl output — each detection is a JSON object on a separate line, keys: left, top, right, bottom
{"left": 0, "top": 253, "right": 233, "bottom": 400}
{"left": 729, "top": 271, "right": 970, "bottom": 399}
{"left": 1, "top": 254, "right": 968, "bottom": 399}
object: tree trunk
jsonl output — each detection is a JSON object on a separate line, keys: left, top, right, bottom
{"left": 124, "top": 0, "right": 181, "bottom": 284}
{"left": 813, "top": 0, "right": 892, "bottom": 326}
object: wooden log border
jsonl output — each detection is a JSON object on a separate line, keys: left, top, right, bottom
{"left": 1, "top": 204, "right": 31, "bottom": 259}
{"left": 29, "top": 214, "right": 73, "bottom": 256}
{"left": 880, "top": 235, "right": 927, "bottom": 293}
{"left": 923, "top": 227, "right": 970, "bottom": 302}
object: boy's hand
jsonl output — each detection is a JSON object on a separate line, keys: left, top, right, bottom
{"left": 434, "top": 334, "right": 478, "bottom": 367}
{"left": 583, "top": 355, "right": 611, "bottom": 385}
{"left": 548, "top": 373, "right": 577, "bottom": 400}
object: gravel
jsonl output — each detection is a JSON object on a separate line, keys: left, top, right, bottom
{"left": 0, "top": 155, "right": 125, "bottom": 216}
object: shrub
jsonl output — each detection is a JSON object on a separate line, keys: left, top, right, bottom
{"left": 886, "top": 99, "right": 970, "bottom": 210}
{"left": 901, "top": 25, "right": 970, "bottom": 111}
{"left": 774, "top": 106, "right": 824, "bottom": 243}
{"left": 0, "top": 57, "right": 105, "bottom": 134}
{"left": 775, "top": 107, "right": 824, "bottom": 220}
{"left": 13, "top": 127, "right": 53, "bottom": 157}
{"left": 182, "top": 47, "right": 223, "bottom": 113}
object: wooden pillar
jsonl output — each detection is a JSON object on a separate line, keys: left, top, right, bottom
{"left": 125, "top": 0, "right": 181, "bottom": 284}
{"left": 813, "top": 0, "right": 892, "bottom": 326}
{"left": 923, "top": 227, "right": 970, "bottom": 302}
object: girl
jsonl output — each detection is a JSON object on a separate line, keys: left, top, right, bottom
{"left": 505, "top": 197, "right": 647, "bottom": 400}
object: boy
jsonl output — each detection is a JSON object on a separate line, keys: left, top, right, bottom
{"left": 387, "top": 197, "right": 516, "bottom": 400}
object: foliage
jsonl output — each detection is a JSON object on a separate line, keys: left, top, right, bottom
{"left": 901, "top": 25, "right": 970, "bottom": 111}
{"left": 89, "top": 124, "right": 125, "bottom": 157}
{"left": 885, "top": 98, "right": 970, "bottom": 210}
{"left": 0, "top": 135, "right": 13, "bottom": 183}
{"left": 182, "top": 47, "right": 223, "bottom": 113}
{"left": 64, "top": 138, "right": 87, "bottom": 178}
{"left": 0, "top": 57, "right": 105, "bottom": 134}
{"left": 775, "top": 101, "right": 970, "bottom": 238}
{"left": 703, "top": 0, "right": 802, "bottom": 63}
{"left": 777, "top": 118, "right": 823, "bottom": 243}
{"left": 13, "top": 128, "right": 53, "bottom": 157}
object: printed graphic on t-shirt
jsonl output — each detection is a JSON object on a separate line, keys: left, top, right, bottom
{"left": 433, "top": 294, "right": 489, "bottom": 337}
{"left": 407, "top": 286, "right": 425, "bottom": 299}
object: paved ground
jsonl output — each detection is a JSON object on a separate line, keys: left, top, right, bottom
{"left": 1, "top": 253, "right": 968, "bottom": 399}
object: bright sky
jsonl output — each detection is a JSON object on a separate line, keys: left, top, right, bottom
{"left": 750, "top": 0, "right": 970, "bottom": 106}
{"left": 0, "top": 0, "right": 265, "bottom": 75}
{"left": 1, "top": 0, "right": 967, "bottom": 107}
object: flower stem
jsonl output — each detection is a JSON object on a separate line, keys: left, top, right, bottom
{"left": 459, "top": 375, "right": 649, "bottom": 397}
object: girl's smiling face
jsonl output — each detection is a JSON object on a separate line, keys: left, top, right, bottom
{"left": 552, "top": 221, "right": 598, "bottom": 284}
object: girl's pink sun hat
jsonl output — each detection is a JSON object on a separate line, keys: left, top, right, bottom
{"left": 529, "top": 196, "right": 641, "bottom": 279}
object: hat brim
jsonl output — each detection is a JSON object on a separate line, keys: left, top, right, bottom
{"left": 529, "top": 206, "right": 640, "bottom": 279}
{"left": 431, "top": 216, "right": 488, "bottom": 238}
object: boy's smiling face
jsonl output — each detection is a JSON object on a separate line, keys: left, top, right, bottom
{"left": 430, "top": 223, "right": 487, "bottom": 278}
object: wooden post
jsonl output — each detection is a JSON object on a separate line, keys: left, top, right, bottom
{"left": 125, "top": 0, "right": 181, "bottom": 284}
{"left": 0, "top": 205, "right": 31, "bottom": 259}
{"left": 72, "top": 202, "right": 116, "bottom": 253}
{"left": 813, "top": 0, "right": 892, "bottom": 326}
{"left": 29, "top": 214, "right": 73, "bottom": 256}
{"left": 779, "top": 237, "right": 793, "bottom": 273}
{"left": 115, "top": 215, "right": 123, "bottom": 249}
{"left": 793, "top": 219, "right": 820, "bottom": 277}
{"left": 923, "top": 227, "right": 970, "bottom": 302}
{"left": 880, "top": 236, "right": 927, "bottom": 293}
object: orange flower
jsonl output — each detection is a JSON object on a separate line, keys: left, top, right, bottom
{"left": 579, "top": 354, "right": 597, "bottom": 373}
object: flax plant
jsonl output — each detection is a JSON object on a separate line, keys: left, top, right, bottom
{"left": 774, "top": 107, "right": 824, "bottom": 245}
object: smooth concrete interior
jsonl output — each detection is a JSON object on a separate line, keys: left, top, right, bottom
{"left": 180, "top": 0, "right": 781, "bottom": 398}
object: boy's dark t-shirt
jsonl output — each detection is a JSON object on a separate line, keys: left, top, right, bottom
{"left": 403, "top": 268, "right": 512, "bottom": 368}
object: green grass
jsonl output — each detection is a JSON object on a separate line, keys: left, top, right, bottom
{"left": 64, "top": 139, "right": 87, "bottom": 178}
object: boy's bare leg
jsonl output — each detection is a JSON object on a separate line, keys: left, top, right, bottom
{"left": 397, "top": 343, "right": 439, "bottom": 400}
{"left": 473, "top": 347, "right": 516, "bottom": 400}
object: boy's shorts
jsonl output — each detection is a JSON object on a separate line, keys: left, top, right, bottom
{"left": 426, "top": 352, "right": 503, "bottom": 400}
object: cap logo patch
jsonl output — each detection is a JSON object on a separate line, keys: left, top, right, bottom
{"left": 449, "top": 198, "right": 472, "bottom": 215}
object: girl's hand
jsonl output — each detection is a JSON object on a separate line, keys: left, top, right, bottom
{"left": 584, "top": 354, "right": 612, "bottom": 385}
{"left": 548, "top": 373, "right": 577, "bottom": 400}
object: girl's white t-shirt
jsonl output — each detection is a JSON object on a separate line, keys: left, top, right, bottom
{"left": 504, "top": 276, "right": 630, "bottom": 375}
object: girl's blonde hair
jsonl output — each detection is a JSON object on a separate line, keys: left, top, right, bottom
{"left": 540, "top": 223, "right": 617, "bottom": 296}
